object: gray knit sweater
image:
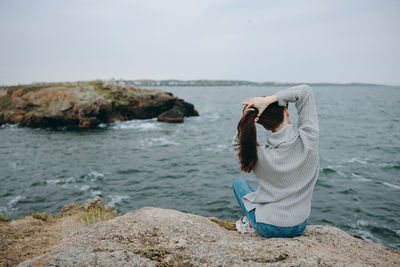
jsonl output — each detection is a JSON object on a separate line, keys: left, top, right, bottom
{"left": 233, "top": 85, "right": 319, "bottom": 227}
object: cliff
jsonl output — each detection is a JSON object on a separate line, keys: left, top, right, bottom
{"left": 1, "top": 197, "right": 398, "bottom": 266}
{"left": 0, "top": 81, "right": 198, "bottom": 128}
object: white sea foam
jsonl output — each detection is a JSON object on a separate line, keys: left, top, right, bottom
{"left": 356, "top": 219, "right": 369, "bottom": 226}
{"left": 204, "top": 144, "right": 227, "bottom": 152}
{"left": 111, "top": 119, "right": 160, "bottom": 131}
{"left": 396, "top": 230, "right": 400, "bottom": 237}
{"left": 354, "top": 229, "right": 376, "bottom": 242}
{"left": 106, "top": 195, "right": 130, "bottom": 207}
{"left": 378, "top": 162, "right": 400, "bottom": 169}
{"left": 382, "top": 182, "right": 400, "bottom": 190}
{"left": 345, "top": 157, "right": 367, "bottom": 165}
{"left": 319, "top": 165, "right": 347, "bottom": 178}
{"left": 90, "top": 190, "right": 102, "bottom": 197}
{"left": 351, "top": 220, "right": 378, "bottom": 243}
{"left": 136, "top": 122, "right": 160, "bottom": 131}
{"left": 0, "top": 195, "right": 24, "bottom": 213}
{"left": 46, "top": 177, "right": 76, "bottom": 185}
{"left": 65, "top": 177, "right": 76, "bottom": 183}
{"left": 141, "top": 137, "right": 179, "bottom": 147}
{"left": 79, "top": 185, "right": 90, "bottom": 191}
{"left": 351, "top": 173, "right": 371, "bottom": 182}
{"left": 0, "top": 124, "right": 18, "bottom": 129}
{"left": 88, "top": 171, "right": 104, "bottom": 179}
{"left": 8, "top": 161, "right": 17, "bottom": 170}
{"left": 379, "top": 163, "right": 391, "bottom": 167}
{"left": 46, "top": 179, "right": 62, "bottom": 185}
{"left": 8, "top": 195, "right": 23, "bottom": 207}
{"left": 326, "top": 165, "right": 347, "bottom": 177}
{"left": 206, "top": 112, "right": 220, "bottom": 121}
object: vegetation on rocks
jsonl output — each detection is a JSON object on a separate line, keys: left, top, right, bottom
{"left": 79, "top": 208, "right": 116, "bottom": 226}
{"left": 0, "top": 213, "right": 10, "bottom": 222}
{"left": 0, "top": 196, "right": 119, "bottom": 266}
{"left": 7, "top": 197, "right": 399, "bottom": 267}
{"left": 133, "top": 249, "right": 173, "bottom": 267}
{"left": 30, "top": 212, "right": 50, "bottom": 222}
{"left": 0, "top": 80, "right": 199, "bottom": 128}
{"left": 209, "top": 217, "right": 236, "bottom": 231}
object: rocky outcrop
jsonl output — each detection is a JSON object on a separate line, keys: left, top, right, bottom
{"left": 0, "top": 197, "right": 119, "bottom": 266}
{"left": 18, "top": 203, "right": 400, "bottom": 266}
{"left": 0, "top": 81, "right": 199, "bottom": 128}
{"left": 157, "top": 108, "right": 184, "bottom": 123}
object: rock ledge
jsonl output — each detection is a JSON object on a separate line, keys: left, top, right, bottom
{"left": 17, "top": 204, "right": 400, "bottom": 266}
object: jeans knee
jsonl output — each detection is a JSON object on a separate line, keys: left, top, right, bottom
{"left": 232, "top": 178, "right": 246, "bottom": 189}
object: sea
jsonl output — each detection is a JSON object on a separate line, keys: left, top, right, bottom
{"left": 1, "top": 85, "right": 399, "bottom": 250}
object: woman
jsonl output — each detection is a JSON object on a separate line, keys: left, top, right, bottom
{"left": 232, "top": 84, "right": 319, "bottom": 238}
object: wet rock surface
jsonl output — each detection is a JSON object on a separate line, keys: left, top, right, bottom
{"left": 18, "top": 206, "right": 400, "bottom": 266}
{"left": 0, "top": 81, "right": 198, "bottom": 128}
{"left": 157, "top": 108, "right": 184, "bottom": 123}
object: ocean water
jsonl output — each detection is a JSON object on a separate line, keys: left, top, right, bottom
{"left": 0, "top": 85, "right": 399, "bottom": 250}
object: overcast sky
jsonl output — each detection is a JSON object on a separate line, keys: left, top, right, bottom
{"left": 0, "top": 0, "right": 399, "bottom": 85}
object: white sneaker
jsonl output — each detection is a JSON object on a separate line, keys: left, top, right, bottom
{"left": 235, "top": 216, "right": 255, "bottom": 234}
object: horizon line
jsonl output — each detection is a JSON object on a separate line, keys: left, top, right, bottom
{"left": 1, "top": 78, "right": 398, "bottom": 87}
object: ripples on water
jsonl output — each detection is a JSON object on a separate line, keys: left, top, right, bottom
{"left": 0, "top": 85, "right": 399, "bottom": 250}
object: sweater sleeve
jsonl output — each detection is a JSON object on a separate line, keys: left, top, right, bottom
{"left": 275, "top": 84, "right": 319, "bottom": 135}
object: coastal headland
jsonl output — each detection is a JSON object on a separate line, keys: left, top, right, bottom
{"left": 0, "top": 80, "right": 198, "bottom": 128}
{"left": 1, "top": 197, "right": 399, "bottom": 266}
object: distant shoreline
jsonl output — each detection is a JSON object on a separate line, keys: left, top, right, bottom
{"left": 128, "top": 79, "right": 393, "bottom": 87}
{"left": 1, "top": 79, "right": 395, "bottom": 88}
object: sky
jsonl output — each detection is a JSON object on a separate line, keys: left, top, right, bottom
{"left": 0, "top": 0, "right": 399, "bottom": 86}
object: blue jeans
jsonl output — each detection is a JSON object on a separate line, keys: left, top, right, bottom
{"left": 232, "top": 178, "right": 307, "bottom": 238}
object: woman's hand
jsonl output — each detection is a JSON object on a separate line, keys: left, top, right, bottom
{"left": 242, "top": 95, "right": 278, "bottom": 122}
{"left": 242, "top": 105, "right": 256, "bottom": 116}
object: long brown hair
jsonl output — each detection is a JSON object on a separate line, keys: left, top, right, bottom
{"left": 237, "top": 102, "right": 285, "bottom": 172}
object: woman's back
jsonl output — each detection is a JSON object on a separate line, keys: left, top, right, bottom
{"left": 233, "top": 85, "right": 319, "bottom": 227}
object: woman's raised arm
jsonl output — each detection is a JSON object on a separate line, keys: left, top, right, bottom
{"left": 275, "top": 84, "right": 318, "bottom": 134}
